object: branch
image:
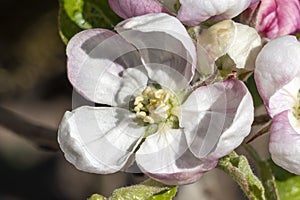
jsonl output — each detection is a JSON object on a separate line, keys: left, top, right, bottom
{"left": 246, "top": 120, "right": 272, "bottom": 144}
{"left": 0, "top": 106, "right": 59, "bottom": 151}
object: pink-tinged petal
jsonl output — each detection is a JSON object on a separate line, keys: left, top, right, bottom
{"left": 115, "top": 13, "right": 196, "bottom": 85}
{"left": 251, "top": 0, "right": 260, "bottom": 6}
{"left": 177, "top": 0, "right": 251, "bottom": 26}
{"left": 269, "top": 111, "right": 300, "bottom": 175}
{"left": 269, "top": 76, "right": 300, "bottom": 117}
{"left": 108, "top": 0, "right": 164, "bottom": 19}
{"left": 136, "top": 128, "right": 188, "bottom": 175}
{"left": 181, "top": 80, "right": 253, "bottom": 159}
{"left": 255, "top": 0, "right": 300, "bottom": 39}
{"left": 143, "top": 150, "right": 218, "bottom": 185}
{"left": 136, "top": 128, "right": 217, "bottom": 185}
{"left": 255, "top": 35, "right": 300, "bottom": 109}
{"left": 58, "top": 106, "right": 144, "bottom": 174}
{"left": 208, "top": 82, "right": 254, "bottom": 160}
{"left": 67, "top": 29, "right": 144, "bottom": 106}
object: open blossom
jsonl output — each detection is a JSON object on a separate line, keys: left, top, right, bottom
{"left": 197, "top": 19, "right": 261, "bottom": 76}
{"left": 243, "top": 0, "right": 300, "bottom": 39}
{"left": 108, "top": 0, "right": 167, "bottom": 19}
{"left": 58, "top": 13, "right": 254, "bottom": 185}
{"left": 255, "top": 35, "right": 300, "bottom": 174}
{"left": 109, "top": 0, "right": 254, "bottom": 26}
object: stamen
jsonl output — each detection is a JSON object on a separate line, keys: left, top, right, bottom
{"left": 144, "top": 116, "right": 155, "bottom": 124}
{"left": 136, "top": 111, "right": 146, "bottom": 119}
{"left": 132, "top": 84, "right": 180, "bottom": 127}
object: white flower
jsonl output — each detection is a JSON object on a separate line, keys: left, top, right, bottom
{"left": 58, "top": 13, "right": 254, "bottom": 185}
{"left": 197, "top": 20, "right": 261, "bottom": 76}
{"left": 177, "top": 0, "right": 252, "bottom": 26}
{"left": 255, "top": 35, "right": 300, "bottom": 174}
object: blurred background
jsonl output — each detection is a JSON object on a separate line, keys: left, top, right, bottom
{"left": 0, "top": 0, "right": 269, "bottom": 199}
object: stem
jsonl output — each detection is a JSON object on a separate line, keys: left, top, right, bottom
{"left": 246, "top": 120, "right": 271, "bottom": 143}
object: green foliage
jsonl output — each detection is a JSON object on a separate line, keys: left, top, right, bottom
{"left": 268, "top": 160, "right": 300, "bottom": 200}
{"left": 218, "top": 151, "right": 266, "bottom": 200}
{"left": 277, "top": 176, "right": 300, "bottom": 200}
{"left": 269, "top": 160, "right": 295, "bottom": 182}
{"left": 110, "top": 179, "right": 177, "bottom": 200}
{"left": 58, "top": 0, "right": 122, "bottom": 44}
{"left": 88, "top": 194, "right": 106, "bottom": 200}
{"left": 243, "top": 145, "right": 279, "bottom": 200}
{"left": 245, "top": 74, "right": 263, "bottom": 107}
{"left": 257, "top": 160, "right": 279, "bottom": 200}
{"left": 147, "top": 186, "right": 177, "bottom": 200}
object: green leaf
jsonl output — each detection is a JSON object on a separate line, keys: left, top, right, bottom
{"left": 147, "top": 186, "right": 177, "bottom": 200}
{"left": 88, "top": 194, "right": 106, "bottom": 200}
{"left": 110, "top": 179, "right": 177, "bottom": 200}
{"left": 245, "top": 74, "right": 263, "bottom": 108}
{"left": 243, "top": 145, "right": 279, "bottom": 200}
{"left": 257, "top": 161, "right": 279, "bottom": 200}
{"left": 267, "top": 160, "right": 300, "bottom": 200}
{"left": 218, "top": 151, "right": 266, "bottom": 200}
{"left": 58, "top": 0, "right": 83, "bottom": 44}
{"left": 276, "top": 176, "right": 300, "bottom": 200}
{"left": 269, "top": 159, "right": 295, "bottom": 181}
{"left": 83, "top": 0, "right": 122, "bottom": 29}
{"left": 58, "top": 0, "right": 122, "bottom": 44}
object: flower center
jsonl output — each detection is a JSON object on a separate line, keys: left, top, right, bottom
{"left": 293, "top": 89, "right": 300, "bottom": 121}
{"left": 132, "top": 84, "right": 179, "bottom": 127}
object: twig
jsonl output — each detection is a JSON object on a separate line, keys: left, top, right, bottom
{"left": 0, "top": 106, "right": 59, "bottom": 151}
{"left": 246, "top": 120, "right": 272, "bottom": 144}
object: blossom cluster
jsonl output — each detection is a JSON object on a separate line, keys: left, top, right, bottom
{"left": 58, "top": 0, "right": 300, "bottom": 185}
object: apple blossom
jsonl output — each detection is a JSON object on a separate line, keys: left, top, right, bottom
{"left": 243, "top": 0, "right": 300, "bottom": 39}
{"left": 108, "top": 0, "right": 254, "bottom": 27}
{"left": 58, "top": 13, "right": 254, "bottom": 185}
{"left": 197, "top": 19, "right": 261, "bottom": 76}
{"left": 177, "top": 0, "right": 253, "bottom": 26}
{"left": 108, "top": 0, "right": 167, "bottom": 19}
{"left": 255, "top": 35, "right": 300, "bottom": 174}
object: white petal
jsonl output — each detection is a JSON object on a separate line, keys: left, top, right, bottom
{"left": 136, "top": 127, "right": 188, "bottom": 174}
{"left": 270, "top": 111, "right": 300, "bottom": 175}
{"left": 227, "top": 22, "right": 261, "bottom": 70}
{"left": 208, "top": 83, "right": 254, "bottom": 160}
{"left": 58, "top": 106, "right": 144, "bottom": 174}
{"left": 196, "top": 43, "right": 216, "bottom": 76}
{"left": 115, "top": 67, "right": 148, "bottom": 107}
{"left": 177, "top": 0, "right": 251, "bottom": 26}
{"left": 142, "top": 150, "right": 218, "bottom": 185}
{"left": 197, "top": 20, "right": 261, "bottom": 72}
{"left": 181, "top": 80, "right": 253, "bottom": 159}
{"left": 115, "top": 13, "right": 196, "bottom": 85}
{"left": 269, "top": 76, "right": 300, "bottom": 117}
{"left": 140, "top": 63, "right": 190, "bottom": 91}
{"left": 67, "top": 29, "right": 143, "bottom": 105}
{"left": 255, "top": 35, "right": 300, "bottom": 107}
